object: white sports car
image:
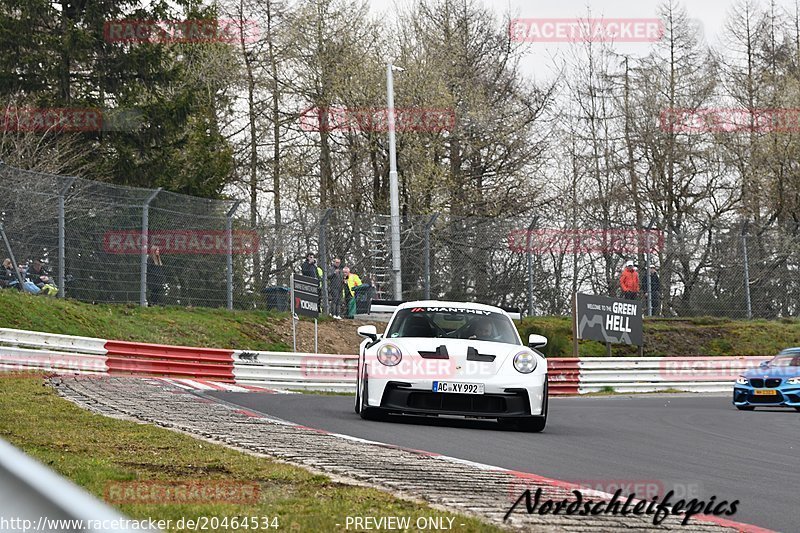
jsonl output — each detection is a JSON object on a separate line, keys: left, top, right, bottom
{"left": 354, "top": 301, "right": 549, "bottom": 432}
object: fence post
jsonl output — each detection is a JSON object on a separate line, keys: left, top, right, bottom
{"left": 644, "top": 224, "right": 654, "bottom": 317}
{"left": 526, "top": 216, "right": 539, "bottom": 317}
{"left": 57, "top": 177, "right": 76, "bottom": 298}
{"left": 423, "top": 214, "right": 439, "bottom": 300}
{"left": 319, "top": 208, "right": 333, "bottom": 315}
{"left": 741, "top": 223, "right": 752, "bottom": 319}
{"left": 139, "top": 188, "right": 161, "bottom": 307}
{"left": 226, "top": 201, "right": 241, "bottom": 310}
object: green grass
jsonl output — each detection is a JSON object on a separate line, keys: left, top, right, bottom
{"left": 0, "top": 376, "right": 499, "bottom": 532}
{"left": 0, "top": 290, "right": 291, "bottom": 351}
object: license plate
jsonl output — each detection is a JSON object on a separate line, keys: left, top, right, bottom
{"left": 432, "top": 381, "right": 484, "bottom": 395}
{"left": 754, "top": 389, "right": 778, "bottom": 396}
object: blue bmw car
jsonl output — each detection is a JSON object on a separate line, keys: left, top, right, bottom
{"left": 733, "top": 349, "right": 800, "bottom": 411}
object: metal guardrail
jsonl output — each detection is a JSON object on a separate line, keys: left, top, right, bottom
{"left": 0, "top": 438, "right": 157, "bottom": 532}
{"left": 0, "top": 327, "right": 108, "bottom": 374}
{"left": 575, "top": 356, "right": 771, "bottom": 394}
{"left": 0, "top": 327, "right": 770, "bottom": 394}
{"left": 233, "top": 350, "right": 357, "bottom": 392}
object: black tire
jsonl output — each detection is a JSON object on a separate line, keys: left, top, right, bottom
{"left": 358, "top": 365, "right": 384, "bottom": 421}
{"left": 794, "top": 407, "right": 800, "bottom": 412}
{"left": 736, "top": 405, "right": 755, "bottom": 411}
{"left": 502, "top": 379, "right": 548, "bottom": 432}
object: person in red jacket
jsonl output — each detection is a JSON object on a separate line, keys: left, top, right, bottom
{"left": 619, "top": 260, "right": 639, "bottom": 300}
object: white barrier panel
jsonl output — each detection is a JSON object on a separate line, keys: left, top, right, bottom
{"left": 0, "top": 328, "right": 109, "bottom": 375}
{"left": 0, "top": 327, "right": 107, "bottom": 355}
{"left": 575, "top": 356, "right": 771, "bottom": 394}
{"left": 233, "top": 350, "right": 357, "bottom": 392}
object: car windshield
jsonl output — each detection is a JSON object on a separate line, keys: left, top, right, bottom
{"left": 769, "top": 354, "right": 800, "bottom": 367}
{"left": 385, "top": 307, "right": 520, "bottom": 345}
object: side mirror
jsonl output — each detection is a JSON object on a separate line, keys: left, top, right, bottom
{"left": 759, "top": 361, "right": 769, "bottom": 368}
{"left": 357, "top": 325, "right": 378, "bottom": 342}
{"left": 528, "top": 334, "right": 547, "bottom": 349}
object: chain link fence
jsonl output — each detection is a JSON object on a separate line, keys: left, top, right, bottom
{"left": 2, "top": 161, "right": 798, "bottom": 319}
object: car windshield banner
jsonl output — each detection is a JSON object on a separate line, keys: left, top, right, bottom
{"left": 293, "top": 274, "right": 319, "bottom": 318}
{"left": 575, "top": 293, "right": 643, "bottom": 346}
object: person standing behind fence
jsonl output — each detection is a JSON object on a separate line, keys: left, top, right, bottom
{"left": 328, "top": 257, "right": 343, "bottom": 319}
{"left": 641, "top": 265, "right": 661, "bottom": 315}
{"left": 619, "top": 260, "right": 639, "bottom": 300}
{"left": 301, "top": 252, "right": 324, "bottom": 304}
{"left": 147, "top": 246, "right": 165, "bottom": 306}
{"left": 342, "top": 266, "right": 362, "bottom": 319}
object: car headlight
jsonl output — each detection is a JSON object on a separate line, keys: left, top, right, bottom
{"left": 513, "top": 351, "right": 537, "bottom": 374}
{"left": 377, "top": 344, "right": 402, "bottom": 366}
{"left": 787, "top": 377, "right": 800, "bottom": 385}
{"left": 736, "top": 376, "right": 748, "bottom": 385}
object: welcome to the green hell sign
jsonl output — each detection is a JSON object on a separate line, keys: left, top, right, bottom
{"left": 576, "top": 293, "right": 643, "bottom": 346}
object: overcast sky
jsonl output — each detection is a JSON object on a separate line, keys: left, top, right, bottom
{"left": 367, "top": 0, "right": 798, "bottom": 81}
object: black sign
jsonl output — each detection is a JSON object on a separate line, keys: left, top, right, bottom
{"left": 293, "top": 274, "right": 320, "bottom": 318}
{"left": 575, "top": 293, "right": 643, "bottom": 346}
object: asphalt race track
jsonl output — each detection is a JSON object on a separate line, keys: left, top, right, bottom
{"left": 206, "top": 392, "right": 798, "bottom": 532}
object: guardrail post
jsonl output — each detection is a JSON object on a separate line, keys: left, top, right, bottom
{"left": 140, "top": 188, "right": 162, "bottom": 307}
{"left": 423, "top": 213, "right": 438, "bottom": 299}
{"left": 226, "top": 201, "right": 241, "bottom": 310}
{"left": 741, "top": 222, "right": 752, "bottom": 319}
{"left": 319, "top": 208, "right": 333, "bottom": 315}
{"left": 58, "top": 177, "right": 76, "bottom": 298}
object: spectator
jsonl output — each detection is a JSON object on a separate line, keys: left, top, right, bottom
{"left": 1, "top": 258, "right": 18, "bottom": 289}
{"left": 342, "top": 266, "right": 362, "bottom": 319}
{"left": 619, "top": 260, "right": 639, "bottom": 300}
{"left": 28, "top": 260, "right": 58, "bottom": 296}
{"left": 327, "top": 257, "right": 343, "bottom": 319}
{"left": 15, "top": 263, "right": 40, "bottom": 294}
{"left": 147, "top": 246, "right": 165, "bottom": 306}
{"left": 301, "top": 252, "right": 324, "bottom": 306}
{"left": 641, "top": 265, "right": 661, "bottom": 315}
{"left": 301, "top": 252, "right": 319, "bottom": 278}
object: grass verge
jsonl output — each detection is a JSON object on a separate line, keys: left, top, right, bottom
{"left": 0, "top": 375, "right": 500, "bottom": 532}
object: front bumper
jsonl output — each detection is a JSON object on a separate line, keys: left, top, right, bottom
{"left": 733, "top": 385, "right": 800, "bottom": 407}
{"left": 365, "top": 374, "right": 547, "bottom": 418}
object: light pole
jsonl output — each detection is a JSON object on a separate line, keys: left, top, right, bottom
{"left": 387, "top": 63, "right": 403, "bottom": 300}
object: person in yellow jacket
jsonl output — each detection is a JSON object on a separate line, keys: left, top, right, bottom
{"left": 342, "top": 266, "right": 362, "bottom": 319}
